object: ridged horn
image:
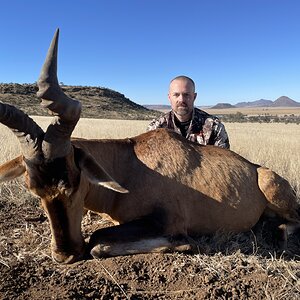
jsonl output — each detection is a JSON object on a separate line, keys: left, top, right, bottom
{"left": 0, "top": 103, "right": 44, "bottom": 161}
{"left": 36, "top": 27, "right": 81, "bottom": 118}
{"left": 36, "top": 28, "right": 81, "bottom": 160}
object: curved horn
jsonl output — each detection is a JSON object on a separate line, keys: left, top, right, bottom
{"left": 37, "top": 28, "right": 81, "bottom": 160}
{"left": 0, "top": 103, "right": 44, "bottom": 161}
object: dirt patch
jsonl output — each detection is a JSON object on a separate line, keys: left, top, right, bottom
{"left": 0, "top": 196, "right": 300, "bottom": 300}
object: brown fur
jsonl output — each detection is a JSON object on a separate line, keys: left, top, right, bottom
{"left": 0, "top": 156, "right": 25, "bottom": 182}
{"left": 72, "top": 129, "right": 292, "bottom": 235}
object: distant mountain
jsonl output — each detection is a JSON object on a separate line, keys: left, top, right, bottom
{"left": 143, "top": 104, "right": 171, "bottom": 112}
{"left": 211, "top": 103, "right": 236, "bottom": 109}
{"left": 146, "top": 96, "right": 300, "bottom": 111}
{"left": 235, "top": 99, "right": 273, "bottom": 108}
{"left": 272, "top": 96, "right": 300, "bottom": 107}
{"left": 235, "top": 97, "right": 300, "bottom": 108}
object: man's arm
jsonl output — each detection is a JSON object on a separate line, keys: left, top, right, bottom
{"left": 213, "top": 122, "right": 230, "bottom": 149}
{"left": 146, "top": 113, "right": 170, "bottom": 132}
{"left": 146, "top": 118, "right": 161, "bottom": 131}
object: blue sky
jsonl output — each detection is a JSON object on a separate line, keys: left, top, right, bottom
{"left": 1, "top": 0, "right": 300, "bottom": 106}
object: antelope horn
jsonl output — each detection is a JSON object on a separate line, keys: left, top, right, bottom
{"left": 36, "top": 28, "right": 60, "bottom": 101}
{"left": 37, "top": 28, "right": 81, "bottom": 120}
{"left": 37, "top": 28, "right": 81, "bottom": 160}
{"left": 0, "top": 103, "right": 44, "bottom": 161}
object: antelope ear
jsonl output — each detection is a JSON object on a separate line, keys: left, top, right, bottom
{"left": 75, "top": 147, "right": 128, "bottom": 194}
{"left": 0, "top": 156, "right": 26, "bottom": 182}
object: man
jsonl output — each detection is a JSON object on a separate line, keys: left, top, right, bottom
{"left": 147, "top": 76, "right": 230, "bottom": 149}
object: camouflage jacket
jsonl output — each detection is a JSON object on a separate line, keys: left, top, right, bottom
{"left": 147, "top": 108, "right": 230, "bottom": 149}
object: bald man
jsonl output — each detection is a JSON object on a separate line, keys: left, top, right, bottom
{"left": 147, "top": 76, "right": 230, "bottom": 148}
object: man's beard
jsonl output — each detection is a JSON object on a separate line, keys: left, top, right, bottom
{"left": 175, "top": 106, "right": 189, "bottom": 116}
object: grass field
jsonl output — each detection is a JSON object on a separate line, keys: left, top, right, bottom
{"left": 0, "top": 117, "right": 299, "bottom": 197}
{"left": 154, "top": 106, "right": 300, "bottom": 116}
{"left": 204, "top": 106, "right": 300, "bottom": 116}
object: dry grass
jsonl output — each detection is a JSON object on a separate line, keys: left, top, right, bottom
{"left": 154, "top": 106, "right": 300, "bottom": 117}
{"left": 225, "top": 123, "right": 300, "bottom": 196}
{"left": 189, "top": 251, "right": 300, "bottom": 299}
{"left": 205, "top": 106, "right": 300, "bottom": 116}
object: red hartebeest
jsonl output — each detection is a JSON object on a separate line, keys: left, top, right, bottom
{"left": 0, "top": 29, "right": 299, "bottom": 264}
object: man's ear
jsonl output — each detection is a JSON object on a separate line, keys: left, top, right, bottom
{"left": 194, "top": 92, "right": 197, "bottom": 101}
{"left": 168, "top": 93, "right": 171, "bottom": 103}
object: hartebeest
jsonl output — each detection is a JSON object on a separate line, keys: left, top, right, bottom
{"left": 0, "top": 29, "right": 299, "bottom": 264}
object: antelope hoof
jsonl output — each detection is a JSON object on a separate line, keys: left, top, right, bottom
{"left": 51, "top": 245, "right": 86, "bottom": 264}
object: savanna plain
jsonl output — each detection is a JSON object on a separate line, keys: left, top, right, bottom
{"left": 0, "top": 118, "right": 299, "bottom": 299}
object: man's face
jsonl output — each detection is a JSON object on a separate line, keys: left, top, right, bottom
{"left": 168, "top": 79, "right": 197, "bottom": 121}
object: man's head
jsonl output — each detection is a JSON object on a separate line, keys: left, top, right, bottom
{"left": 168, "top": 76, "right": 197, "bottom": 122}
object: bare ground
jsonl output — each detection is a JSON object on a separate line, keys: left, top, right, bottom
{"left": 0, "top": 183, "right": 299, "bottom": 300}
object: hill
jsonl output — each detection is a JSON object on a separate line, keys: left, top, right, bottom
{"left": 0, "top": 83, "right": 161, "bottom": 120}
{"left": 272, "top": 96, "right": 300, "bottom": 107}
{"left": 143, "top": 104, "right": 170, "bottom": 112}
{"left": 235, "top": 99, "right": 273, "bottom": 108}
{"left": 211, "top": 103, "right": 236, "bottom": 109}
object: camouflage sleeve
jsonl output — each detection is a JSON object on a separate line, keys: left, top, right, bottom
{"left": 146, "top": 114, "right": 168, "bottom": 132}
{"left": 146, "top": 118, "right": 161, "bottom": 131}
{"left": 212, "top": 121, "right": 230, "bottom": 149}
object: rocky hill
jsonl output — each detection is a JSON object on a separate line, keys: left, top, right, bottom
{"left": 0, "top": 83, "right": 161, "bottom": 120}
{"left": 272, "top": 96, "right": 300, "bottom": 107}
{"left": 211, "top": 103, "right": 236, "bottom": 109}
